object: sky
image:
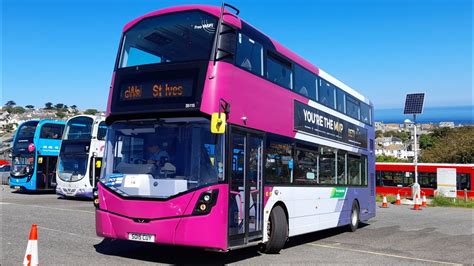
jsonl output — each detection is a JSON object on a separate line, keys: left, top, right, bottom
{"left": 1, "top": 0, "right": 472, "bottom": 111}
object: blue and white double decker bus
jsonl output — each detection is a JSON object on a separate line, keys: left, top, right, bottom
{"left": 56, "top": 115, "right": 107, "bottom": 198}
{"left": 10, "top": 120, "right": 65, "bottom": 191}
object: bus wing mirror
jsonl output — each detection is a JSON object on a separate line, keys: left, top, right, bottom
{"left": 211, "top": 113, "right": 226, "bottom": 134}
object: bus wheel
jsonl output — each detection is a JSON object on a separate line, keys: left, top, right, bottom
{"left": 262, "top": 205, "right": 288, "bottom": 254}
{"left": 348, "top": 201, "right": 360, "bottom": 232}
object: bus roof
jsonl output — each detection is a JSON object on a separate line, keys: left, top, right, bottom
{"left": 122, "top": 5, "right": 371, "bottom": 105}
{"left": 67, "top": 114, "right": 105, "bottom": 123}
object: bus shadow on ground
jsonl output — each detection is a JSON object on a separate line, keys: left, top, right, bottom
{"left": 11, "top": 189, "right": 56, "bottom": 195}
{"left": 93, "top": 223, "right": 370, "bottom": 264}
{"left": 57, "top": 196, "right": 92, "bottom": 202}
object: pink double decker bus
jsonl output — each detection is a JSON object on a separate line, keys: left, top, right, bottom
{"left": 95, "top": 4, "right": 375, "bottom": 253}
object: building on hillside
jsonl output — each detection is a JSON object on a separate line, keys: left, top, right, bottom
{"left": 439, "top": 121, "right": 455, "bottom": 128}
{"left": 375, "top": 121, "right": 385, "bottom": 132}
{"left": 376, "top": 136, "right": 403, "bottom": 147}
{"left": 384, "top": 123, "right": 401, "bottom": 132}
{"left": 421, "top": 123, "right": 435, "bottom": 130}
{"left": 375, "top": 136, "right": 415, "bottom": 160}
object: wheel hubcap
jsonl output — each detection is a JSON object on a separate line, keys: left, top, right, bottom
{"left": 351, "top": 210, "right": 357, "bottom": 226}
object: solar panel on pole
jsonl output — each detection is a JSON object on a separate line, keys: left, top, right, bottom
{"left": 403, "top": 92, "right": 425, "bottom": 203}
{"left": 403, "top": 93, "right": 425, "bottom": 114}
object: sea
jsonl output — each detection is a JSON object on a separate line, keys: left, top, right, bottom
{"left": 374, "top": 106, "right": 473, "bottom": 125}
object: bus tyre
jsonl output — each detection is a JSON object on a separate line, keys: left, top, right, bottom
{"left": 348, "top": 201, "right": 360, "bottom": 232}
{"left": 263, "top": 205, "right": 288, "bottom": 254}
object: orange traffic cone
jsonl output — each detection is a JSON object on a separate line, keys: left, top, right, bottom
{"left": 23, "top": 224, "right": 38, "bottom": 266}
{"left": 412, "top": 194, "right": 421, "bottom": 210}
{"left": 395, "top": 192, "right": 401, "bottom": 205}
{"left": 381, "top": 195, "right": 389, "bottom": 208}
{"left": 421, "top": 193, "right": 427, "bottom": 207}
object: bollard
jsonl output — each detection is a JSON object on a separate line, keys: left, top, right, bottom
{"left": 464, "top": 189, "right": 468, "bottom": 202}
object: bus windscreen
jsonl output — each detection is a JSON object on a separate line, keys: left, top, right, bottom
{"left": 118, "top": 10, "right": 217, "bottom": 68}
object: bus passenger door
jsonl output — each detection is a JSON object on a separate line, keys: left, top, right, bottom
{"left": 228, "top": 129, "right": 264, "bottom": 247}
{"left": 36, "top": 156, "right": 58, "bottom": 190}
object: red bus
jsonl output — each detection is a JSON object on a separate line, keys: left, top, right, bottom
{"left": 376, "top": 163, "right": 474, "bottom": 198}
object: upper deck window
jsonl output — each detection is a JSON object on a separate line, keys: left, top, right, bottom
{"left": 119, "top": 11, "right": 217, "bottom": 68}
{"left": 294, "top": 65, "right": 317, "bottom": 100}
{"left": 266, "top": 54, "right": 293, "bottom": 90}
{"left": 97, "top": 122, "right": 107, "bottom": 141}
{"left": 40, "top": 123, "right": 64, "bottom": 140}
{"left": 16, "top": 121, "right": 39, "bottom": 140}
{"left": 360, "top": 102, "right": 371, "bottom": 125}
{"left": 318, "top": 79, "right": 335, "bottom": 109}
{"left": 346, "top": 96, "right": 361, "bottom": 120}
{"left": 64, "top": 117, "right": 94, "bottom": 140}
{"left": 336, "top": 88, "right": 346, "bottom": 113}
{"left": 236, "top": 33, "right": 263, "bottom": 76}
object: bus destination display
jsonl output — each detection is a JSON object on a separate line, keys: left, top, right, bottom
{"left": 120, "top": 79, "right": 193, "bottom": 101}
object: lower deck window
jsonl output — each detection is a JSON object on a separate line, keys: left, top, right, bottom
{"left": 457, "top": 173, "right": 471, "bottom": 190}
{"left": 293, "top": 149, "right": 318, "bottom": 185}
{"left": 265, "top": 142, "right": 292, "bottom": 184}
{"left": 264, "top": 135, "right": 368, "bottom": 187}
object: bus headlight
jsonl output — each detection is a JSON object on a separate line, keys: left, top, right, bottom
{"left": 193, "top": 190, "right": 219, "bottom": 215}
{"left": 93, "top": 188, "right": 100, "bottom": 208}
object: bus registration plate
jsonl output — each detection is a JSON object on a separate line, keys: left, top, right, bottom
{"left": 128, "top": 233, "right": 155, "bottom": 243}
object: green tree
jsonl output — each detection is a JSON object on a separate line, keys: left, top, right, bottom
{"left": 12, "top": 106, "right": 26, "bottom": 114}
{"left": 419, "top": 134, "right": 434, "bottom": 149}
{"left": 56, "top": 111, "right": 67, "bottom": 119}
{"left": 3, "top": 100, "right": 16, "bottom": 113}
{"left": 421, "top": 126, "right": 474, "bottom": 163}
{"left": 376, "top": 155, "right": 409, "bottom": 163}
{"left": 84, "top": 109, "right": 98, "bottom": 115}
{"left": 25, "top": 105, "right": 35, "bottom": 110}
{"left": 45, "top": 102, "right": 53, "bottom": 110}
{"left": 54, "top": 103, "right": 65, "bottom": 110}
{"left": 4, "top": 100, "right": 16, "bottom": 107}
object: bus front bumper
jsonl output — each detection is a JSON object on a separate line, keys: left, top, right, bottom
{"left": 95, "top": 209, "right": 228, "bottom": 251}
{"left": 9, "top": 176, "right": 35, "bottom": 191}
{"left": 56, "top": 186, "right": 93, "bottom": 199}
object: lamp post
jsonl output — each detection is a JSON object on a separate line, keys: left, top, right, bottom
{"left": 403, "top": 93, "right": 425, "bottom": 200}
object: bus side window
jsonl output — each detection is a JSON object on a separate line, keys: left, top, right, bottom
{"left": 346, "top": 96, "right": 361, "bottom": 120}
{"left": 264, "top": 140, "right": 292, "bottom": 184}
{"left": 318, "top": 79, "right": 335, "bottom": 109}
{"left": 347, "top": 155, "right": 362, "bottom": 185}
{"left": 266, "top": 53, "right": 293, "bottom": 90}
{"left": 457, "top": 173, "right": 471, "bottom": 190}
{"left": 97, "top": 122, "right": 107, "bottom": 140}
{"left": 294, "top": 65, "right": 317, "bottom": 101}
{"left": 319, "top": 147, "right": 336, "bottom": 185}
{"left": 293, "top": 149, "right": 318, "bottom": 185}
{"left": 235, "top": 33, "right": 263, "bottom": 76}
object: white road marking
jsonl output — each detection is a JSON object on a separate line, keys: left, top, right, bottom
{"left": 307, "top": 243, "right": 462, "bottom": 265}
{"left": 37, "top": 225, "right": 102, "bottom": 241}
{"left": 2, "top": 202, "right": 94, "bottom": 214}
